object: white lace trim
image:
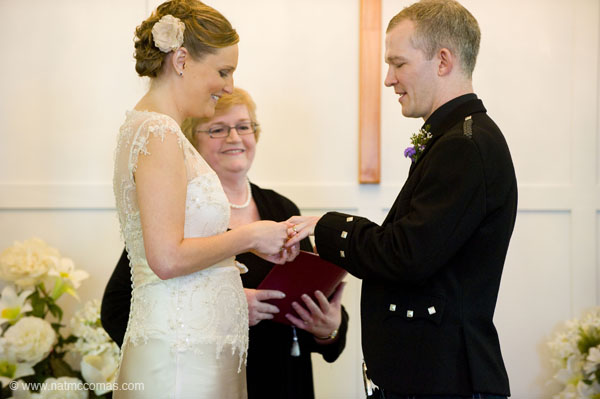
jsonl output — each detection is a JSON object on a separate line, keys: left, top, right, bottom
{"left": 122, "top": 265, "right": 248, "bottom": 369}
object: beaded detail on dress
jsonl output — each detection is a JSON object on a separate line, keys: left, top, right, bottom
{"left": 113, "top": 110, "right": 248, "bottom": 367}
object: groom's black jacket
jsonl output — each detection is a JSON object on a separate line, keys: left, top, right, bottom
{"left": 314, "top": 94, "right": 516, "bottom": 396}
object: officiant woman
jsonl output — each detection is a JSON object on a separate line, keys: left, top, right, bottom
{"left": 102, "top": 87, "right": 349, "bottom": 399}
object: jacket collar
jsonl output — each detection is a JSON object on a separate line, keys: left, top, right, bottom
{"left": 408, "top": 94, "right": 486, "bottom": 175}
{"left": 422, "top": 93, "right": 485, "bottom": 137}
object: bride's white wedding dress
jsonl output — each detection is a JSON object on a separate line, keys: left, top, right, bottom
{"left": 112, "top": 110, "right": 248, "bottom": 399}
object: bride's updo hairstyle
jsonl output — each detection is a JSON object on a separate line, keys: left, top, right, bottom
{"left": 134, "top": 0, "right": 239, "bottom": 78}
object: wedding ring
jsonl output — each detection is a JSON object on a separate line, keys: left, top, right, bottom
{"left": 292, "top": 225, "right": 298, "bottom": 233}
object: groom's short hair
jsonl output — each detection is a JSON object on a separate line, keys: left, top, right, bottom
{"left": 387, "top": 0, "right": 481, "bottom": 78}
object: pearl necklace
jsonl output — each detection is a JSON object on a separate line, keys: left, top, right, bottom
{"left": 229, "top": 179, "right": 252, "bottom": 209}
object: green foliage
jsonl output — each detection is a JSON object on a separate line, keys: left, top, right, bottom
{"left": 578, "top": 326, "right": 600, "bottom": 355}
{"left": 25, "top": 285, "right": 63, "bottom": 324}
{"left": 409, "top": 124, "right": 432, "bottom": 148}
{"left": 28, "top": 289, "right": 45, "bottom": 319}
{"left": 49, "top": 356, "right": 78, "bottom": 378}
{"left": 1, "top": 384, "right": 12, "bottom": 398}
{"left": 406, "top": 125, "right": 433, "bottom": 163}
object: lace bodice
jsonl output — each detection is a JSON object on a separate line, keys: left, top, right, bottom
{"left": 113, "top": 110, "right": 231, "bottom": 288}
{"left": 113, "top": 110, "right": 248, "bottom": 365}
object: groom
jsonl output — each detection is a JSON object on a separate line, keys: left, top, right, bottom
{"left": 286, "top": 0, "right": 516, "bottom": 398}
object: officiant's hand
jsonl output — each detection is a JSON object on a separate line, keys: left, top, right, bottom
{"left": 245, "top": 288, "right": 286, "bottom": 326}
{"left": 285, "top": 281, "right": 346, "bottom": 343}
{"left": 285, "top": 215, "right": 322, "bottom": 248}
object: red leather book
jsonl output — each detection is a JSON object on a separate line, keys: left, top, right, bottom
{"left": 257, "top": 250, "right": 347, "bottom": 325}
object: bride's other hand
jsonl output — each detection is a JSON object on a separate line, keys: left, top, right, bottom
{"left": 255, "top": 242, "right": 300, "bottom": 264}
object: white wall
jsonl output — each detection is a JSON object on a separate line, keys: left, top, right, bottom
{"left": 0, "top": 1, "right": 598, "bottom": 398}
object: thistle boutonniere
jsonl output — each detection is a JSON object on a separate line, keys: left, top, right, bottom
{"left": 404, "top": 125, "right": 432, "bottom": 163}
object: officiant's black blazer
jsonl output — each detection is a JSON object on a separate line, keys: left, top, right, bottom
{"left": 314, "top": 94, "right": 516, "bottom": 396}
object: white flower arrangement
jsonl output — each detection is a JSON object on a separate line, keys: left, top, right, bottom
{"left": 0, "top": 347, "right": 34, "bottom": 389}
{"left": 0, "top": 238, "right": 116, "bottom": 399}
{"left": 11, "top": 376, "right": 89, "bottom": 399}
{"left": 152, "top": 14, "right": 185, "bottom": 53}
{"left": 0, "top": 238, "right": 59, "bottom": 288}
{"left": 549, "top": 308, "right": 600, "bottom": 399}
{"left": 69, "top": 300, "right": 119, "bottom": 396}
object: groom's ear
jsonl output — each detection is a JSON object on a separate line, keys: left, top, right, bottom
{"left": 437, "top": 48, "right": 454, "bottom": 77}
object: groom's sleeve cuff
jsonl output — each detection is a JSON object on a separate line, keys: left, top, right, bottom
{"left": 315, "top": 211, "right": 364, "bottom": 272}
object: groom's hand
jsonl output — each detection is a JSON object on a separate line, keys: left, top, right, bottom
{"left": 285, "top": 215, "right": 322, "bottom": 247}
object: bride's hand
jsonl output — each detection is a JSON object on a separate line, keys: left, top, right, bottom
{"left": 246, "top": 220, "right": 290, "bottom": 255}
{"left": 254, "top": 243, "right": 300, "bottom": 264}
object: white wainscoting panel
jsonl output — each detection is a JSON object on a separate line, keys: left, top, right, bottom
{"left": 495, "top": 211, "right": 571, "bottom": 399}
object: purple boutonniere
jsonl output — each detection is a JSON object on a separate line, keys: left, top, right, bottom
{"left": 404, "top": 125, "right": 432, "bottom": 163}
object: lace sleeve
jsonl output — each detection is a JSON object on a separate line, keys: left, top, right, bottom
{"left": 113, "top": 111, "right": 187, "bottom": 256}
{"left": 128, "top": 115, "right": 184, "bottom": 180}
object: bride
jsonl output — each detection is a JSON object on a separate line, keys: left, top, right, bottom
{"left": 112, "top": 1, "right": 298, "bottom": 398}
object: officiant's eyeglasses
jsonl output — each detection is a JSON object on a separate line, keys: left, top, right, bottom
{"left": 196, "top": 122, "right": 259, "bottom": 139}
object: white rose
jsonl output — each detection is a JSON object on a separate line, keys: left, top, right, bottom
{"left": 38, "top": 377, "right": 88, "bottom": 399}
{"left": 4, "top": 316, "right": 56, "bottom": 364}
{"left": 80, "top": 346, "right": 119, "bottom": 395}
{"left": 152, "top": 14, "right": 185, "bottom": 53}
{"left": 0, "top": 238, "right": 59, "bottom": 288}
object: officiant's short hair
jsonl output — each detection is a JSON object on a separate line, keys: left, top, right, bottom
{"left": 181, "top": 87, "right": 261, "bottom": 146}
{"left": 387, "top": 0, "right": 481, "bottom": 78}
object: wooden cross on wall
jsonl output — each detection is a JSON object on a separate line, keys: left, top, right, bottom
{"left": 359, "top": 0, "right": 381, "bottom": 183}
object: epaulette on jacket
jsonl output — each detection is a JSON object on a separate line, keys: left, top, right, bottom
{"left": 463, "top": 115, "right": 473, "bottom": 138}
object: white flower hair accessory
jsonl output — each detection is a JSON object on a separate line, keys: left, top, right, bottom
{"left": 152, "top": 14, "right": 185, "bottom": 53}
